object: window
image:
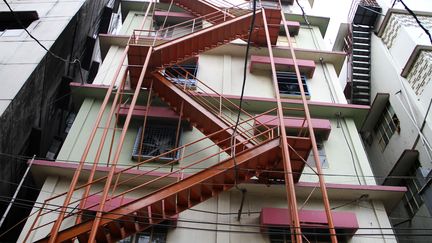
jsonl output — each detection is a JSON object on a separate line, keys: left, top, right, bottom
{"left": 164, "top": 64, "right": 198, "bottom": 90}
{"left": 306, "top": 137, "right": 328, "bottom": 169}
{"left": 403, "top": 164, "right": 424, "bottom": 217}
{"left": 276, "top": 71, "right": 309, "bottom": 97}
{"left": 0, "top": 11, "right": 39, "bottom": 31}
{"left": 118, "top": 226, "right": 167, "bottom": 243}
{"left": 276, "top": 36, "right": 297, "bottom": 47}
{"left": 374, "top": 102, "right": 400, "bottom": 151}
{"left": 132, "top": 124, "right": 181, "bottom": 161}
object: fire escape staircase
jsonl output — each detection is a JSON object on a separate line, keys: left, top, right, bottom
{"left": 29, "top": 2, "right": 317, "bottom": 243}
{"left": 35, "top": 137, "right": 310, "bottom": 243}
{"left": 346, "top": 0, "right": 381, "bottom": 105}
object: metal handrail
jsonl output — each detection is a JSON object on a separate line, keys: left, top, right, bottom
{"left": 161, "top": 65, "right": 272, "bottom": 141}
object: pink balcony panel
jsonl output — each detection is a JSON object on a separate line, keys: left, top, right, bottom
{"left": 83, "top": 195, "right": 178, "bottom": 226}
{"left": 255, "top": 115, "right": 331, "bottom": 140}
{"left": 261, "top": 208, "right": 358, "bottom": 234}
{"left": 250, "top": 55, "right": 316, "bottom": 78}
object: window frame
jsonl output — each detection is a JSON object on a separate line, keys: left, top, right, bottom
{"left": 374, "top": 102, "right": 399, "bottom": 151}
{"left": 403, "top": 165, "right": 424, "bottom": 218}
{"left": 132, "top": 123, "right": 182, "bottom": 162}
{"left": 164, "top": 64, "right": 198, "bottom": 90}
{"left": 306, "top": 137, "right": 328, "bottom": 169}
{"left": 276, "top": 71, "right": 310, "bottom": 98}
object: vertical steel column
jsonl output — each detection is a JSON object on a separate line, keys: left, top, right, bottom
{"left": 87, "top": 47, "right": 153, "bottom": 243}
{"left": 261, "top": 9, "right": 303, "bottom": 243}
{"left": 47, "top": 46, "right": 130, "bottom": 243}
{"left": 75, "top": 69, "right": 128, "bottom": 224}
{"left": 279, "top": 5, "right": 338, "bottom": 243}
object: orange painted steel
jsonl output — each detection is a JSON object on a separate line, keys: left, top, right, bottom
{"left": 75, "top": 68, "right": 129, "bottom": 225}
{"left": 87, "top": 46, "right": 154, "bottom": 242}
{"left": 35, "top": 134, "right": 288, "bottom": 242}
{"left": 261, "top": 8, "right": 303, "bottom": 243}
{"left": 44, "top": 45, "right": 131, "bottom": 243}
{"left": 278, "top": 2, "right": 338, "bottom": 242}
{"left": 27, "top": 2, "right": 330, "bottom": 242}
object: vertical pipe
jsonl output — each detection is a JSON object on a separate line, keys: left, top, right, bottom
{"left": 0, "top": 155, "right": 36, "bottom": 228}
{"left": 87, "top": 47, "right": 153, "bottom": 243}
{"left": 261, "top": 9, "right": 303, "bottom": 243}
{"left": 279, "top": 6, "right": 338, "bottom": 243}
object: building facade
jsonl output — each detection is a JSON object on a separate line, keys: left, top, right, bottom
{"left": 15, "top": 0, "right": 407, "bottom": 242}
{"left": 330, "top": 0, "right": 432, "bottom": 242}
{"left": 0, "top": 0, "right": 113, "bottom": 241}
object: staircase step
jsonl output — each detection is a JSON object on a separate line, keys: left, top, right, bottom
{"left": 353, "top": 66, "right": 370, "bottom": 74}
{"left": 353, "top": 49, "right": 370, "bottom": 55}
{"left": 353, "top": 30, "right": 371, "bottom": 38}
{"left": 353, "top": 55, "right": 370, "bottom": 62}
{"left": 352, "top": 79, "right": 371, "bottom": 84}
{"left": 353, "top": 60, "right": 370, "bottom": 68}
{"left": 352, "top": 36, "right": 370, "bottom": 43}
{"left": 353, "top": 42, "right": 370, "bottom": 49}
{"left": 353, "top": 24, "right": 374, "bottom": 31}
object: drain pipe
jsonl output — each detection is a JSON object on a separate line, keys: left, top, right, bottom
{"left": 0, "top": 155, "right": 36, "bottom": 228}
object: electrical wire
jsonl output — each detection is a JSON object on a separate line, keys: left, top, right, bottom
{"left": 2, "top": 0, "right": 85, "bottom": 84}
{"left": 397, "top": 0, "right": 432, "bottom": 44}
{"left": 2, "top": 150, "right": 432, "bottom": 181}
{"left": 229, "top": 0, "right": 257, "bottom": 221}
{"left": 3, "top": 195, "right": 432, "bottom": 235}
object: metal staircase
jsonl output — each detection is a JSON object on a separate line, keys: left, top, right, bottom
{"left": 351, "top": 24, "right": 372, "bottom": 105}
{"left": 345, "top": 0, "right": 381, "bottom": 105}
{"left": 23, "top": 1, "right": 338, "bottom": 243}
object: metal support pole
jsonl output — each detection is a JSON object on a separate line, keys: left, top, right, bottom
{"left": 87, "top": 47, "right": 153, "bottom": 243}
{"left": 279, "top": 5, "right": 338, "bottom": 243}
{"left": 261, "top": 9, "right": 303, "bottom": 243}
{"left": 0, "top": 155, "right": 36, "bottom": 228}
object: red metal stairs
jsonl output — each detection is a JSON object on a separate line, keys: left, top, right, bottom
{"left": 35, "top": 136, "right": 311, "bottom": 243}
{"left": 159, "top": 0, "right": 235, "bottom": 22}
{"left": 150, "top": 71, "right": 255, "bottom": 153}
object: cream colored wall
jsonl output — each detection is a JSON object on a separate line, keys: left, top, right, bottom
{"left": 19, "top": 176, "right": 396, "bottom": 243}
{"left": 300, "top": 118, "right": 376, "bottom": 185}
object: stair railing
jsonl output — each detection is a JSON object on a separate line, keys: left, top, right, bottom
{"left": 24, "top": 113, "right": 279, "bottom": 240}
{"left": 130, "top": 2, "right": 257, "bottom": 47}
{"left": 160, "top": 64, "right": 274, "bottom": 143}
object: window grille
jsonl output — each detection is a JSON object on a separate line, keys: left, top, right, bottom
{"left": 132, "top": 124, "right": 180, "bottom": 161}
{"left": 164, "top": 64, "right": 198, "bottom": 89}
{"left": 276, "top": 71, "right": 309, "bottom": 97}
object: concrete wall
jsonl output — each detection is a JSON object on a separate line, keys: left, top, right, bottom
{"left": 366, "top": 33, "right": 432, "bottom": 180}
{"left": 0, "top": 0, "right": 110, "bottom": 240}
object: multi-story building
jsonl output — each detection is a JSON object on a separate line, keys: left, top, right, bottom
{"left": 0, "top": 0, "right": 113, "bottom": 241}
{"left": 332, "top": 0, "right": 432, "bottom": 242}
{"left": 14, "top": 0, "right": 408, "bottom": 242}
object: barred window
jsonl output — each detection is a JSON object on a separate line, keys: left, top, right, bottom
{"left": 132, "top": 124, "right": 181, "bottom": 161}
{"left": 374, "top": 102, "right": 400, "bottom": 151}
{"left": 164, "top": 64, "right": 198, "bottom": 90}
{"left": 276, "top": 71, "right": 309, "bottom": 97}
